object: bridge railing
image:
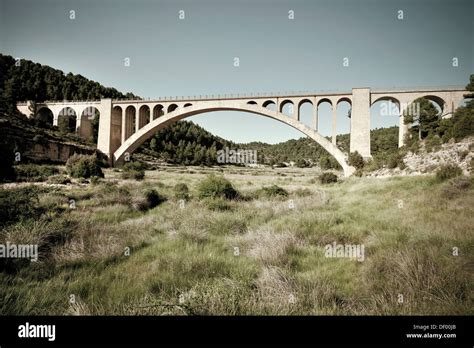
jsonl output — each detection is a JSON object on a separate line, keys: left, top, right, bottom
{"left": 111, "top": 89, "right": 353, "bottom": 103}
{"left": 16, "top": 99, "right": 104, "bottom": 104}
{"left": 16, "top": 85, "right": 467, "bottom": 105}
{"left": 371, "top": 85, "right": 465, "bottom": 93}
{"left": 111, "top": 85, "right": 466, "bottom": 103}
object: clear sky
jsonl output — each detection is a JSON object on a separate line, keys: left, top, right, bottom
{"left": 1, "top": 0, "right": 473, "bottom": 143}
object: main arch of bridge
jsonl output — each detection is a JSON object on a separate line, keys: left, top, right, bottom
{"left": 16, "top": 87, "right": 466, "bottom": 177}
{"left": 110, "top": 100, "right": 356, "bottom": 176}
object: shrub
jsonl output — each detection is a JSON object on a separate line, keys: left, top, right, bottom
{"left": 122, "top": 161, "right": 145, "bottom": 181}
{"left": 457, "top": 150, "right": 469, "bottom": 161}
{"left": 14, "top": 164, "right": 59, "bottom": 182}
{"left": 174, "top": 183, "right": 190, "bottom": 200}
{"left": 295, "top": 158, "right": 309, "bottom": 168}
{"left": 361, "top": 157, "right": 382, "bottom": 172}
{"left": 90, "top": 176, "right": 101, "bottom": 185}
{"left": 294, "top": 188, "right": 312, "bottom": 197}
{"left": 319, "top": 155, "right": 339, "bottom": 170}
{"left": 424, "top": 134, "right": 441, "bottom": 152}
{"left": 257, "top": 185, "right": 289, "bottom": 198}
{"left": 348, "top": 151, "right": 365, "bottom": 169}
{"left": 435, "top": 164, "right": 462, "bottom": 181}
{"left": 319, "top": 156, "right": 329, "bottom": 169}
{"left": 93, "top": 183, "right": 131, "bottom": 206}
{"left": 122, "top": 161, "right": 144, "bottom": 171}
{"left": 133, "top": 189, "right": 165, "bottom": 211}
{"left": 123, "top": 170, "right": 145, "bottom": 180}
{"left": 441, "top": 177, "right": 472, "bottom": 199}
{"left": 451, "top": 112, "right": 474, "bottom": 141}
{"left": 405, "top": 137, "right": 421, "bottom": 154}
{"left": 387, "top": 156, "right": 398, "bottom": 169}
{"left": 47, "top": 174, "right": 71, "bottom": 185}
{"left": 66, "top": 154, "right": 104, "bottom": 179}
{"left": 319, "top": 172, "right": 338, "bottom": 184}
{"left": 387, "top": 152, "right": 405, "bottom": 169}
{"left": 144, "top": 189, "right": 165, "bottom": 208}
{"left": 204, "top": 197, "right": 233, "bottom": 211}
{"left": 0, "top": 187, "right": 43, "bottom": 227}
{"left": 198, "top": 174, "right": 238, "bottom": 200}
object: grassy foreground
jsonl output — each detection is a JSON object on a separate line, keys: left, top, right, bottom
{"left": 1, "top": 166, "right": 473, "bottom": 315}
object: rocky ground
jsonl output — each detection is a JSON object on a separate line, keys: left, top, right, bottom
{"left": 368, "top": 137, "right": 474, "bottom": 178}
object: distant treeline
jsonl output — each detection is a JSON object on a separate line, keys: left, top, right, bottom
{"left": 141, "top": 121, "right": 344, "bottom": 167}
{"left": 140, "top": 122, "right": 401, "bottom": 169}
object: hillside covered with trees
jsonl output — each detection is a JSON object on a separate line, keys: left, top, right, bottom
{"left": 0, "top": 54, "right": 138, "bottom": 114}
{"left": 140, "top": 121, "right": 234, "bottom": 166}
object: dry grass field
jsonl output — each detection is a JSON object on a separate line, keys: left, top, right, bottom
{"left": 1, "top": 166, "right": 473, "bottom": 315}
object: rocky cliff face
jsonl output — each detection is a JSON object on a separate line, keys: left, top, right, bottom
{"left": 369, "top": 137, "right": 474, "bottom": 177}
{"left": 0, "top": 115, "right": 95, "bottom": 164}
{"left": 22, "top": 141, "right": 93, "bottom": 163}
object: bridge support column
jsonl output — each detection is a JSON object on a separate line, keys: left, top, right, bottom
{"left": 135, "top": 109, "right": 139, "bottom": 133}
{"left": 398, "top": 112, "right": 409, "bottom": 148}
{"left": 53, "top": 114, "right": 59, "bottom": 127}
{"left": 96, "top": 98, "right": 113, "bottom": 163}
{"left": 350, "top": 88, "right": 371, "bottom": 158}
{"left": 397, "top": 96, "right": 412, "bottom": 148}
{"left": 331, "top": 104, "right": 337, "bottom": 145}
{"left": 312, "top": 102, "right": 318, "bottom": 131}
{"left": 121, "top": 111, "right": 126, "bottom": 144}
{"left": 75, "top": 110, "right": 82, "bottom": 133}
{"left": 26, "top": 101, "right": 33, "bottom": 118}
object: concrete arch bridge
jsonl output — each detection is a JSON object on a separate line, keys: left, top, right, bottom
{"left": 17, "top": 86, "right": 467, "bottom": 177}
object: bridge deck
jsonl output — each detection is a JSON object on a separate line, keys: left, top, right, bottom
{"left": 17, "top": 86, "right": 466, "bottom": 105}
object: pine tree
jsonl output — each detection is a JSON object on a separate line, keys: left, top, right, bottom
{"left": 404, "top": 97, "right": 440, "bottom": 140}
